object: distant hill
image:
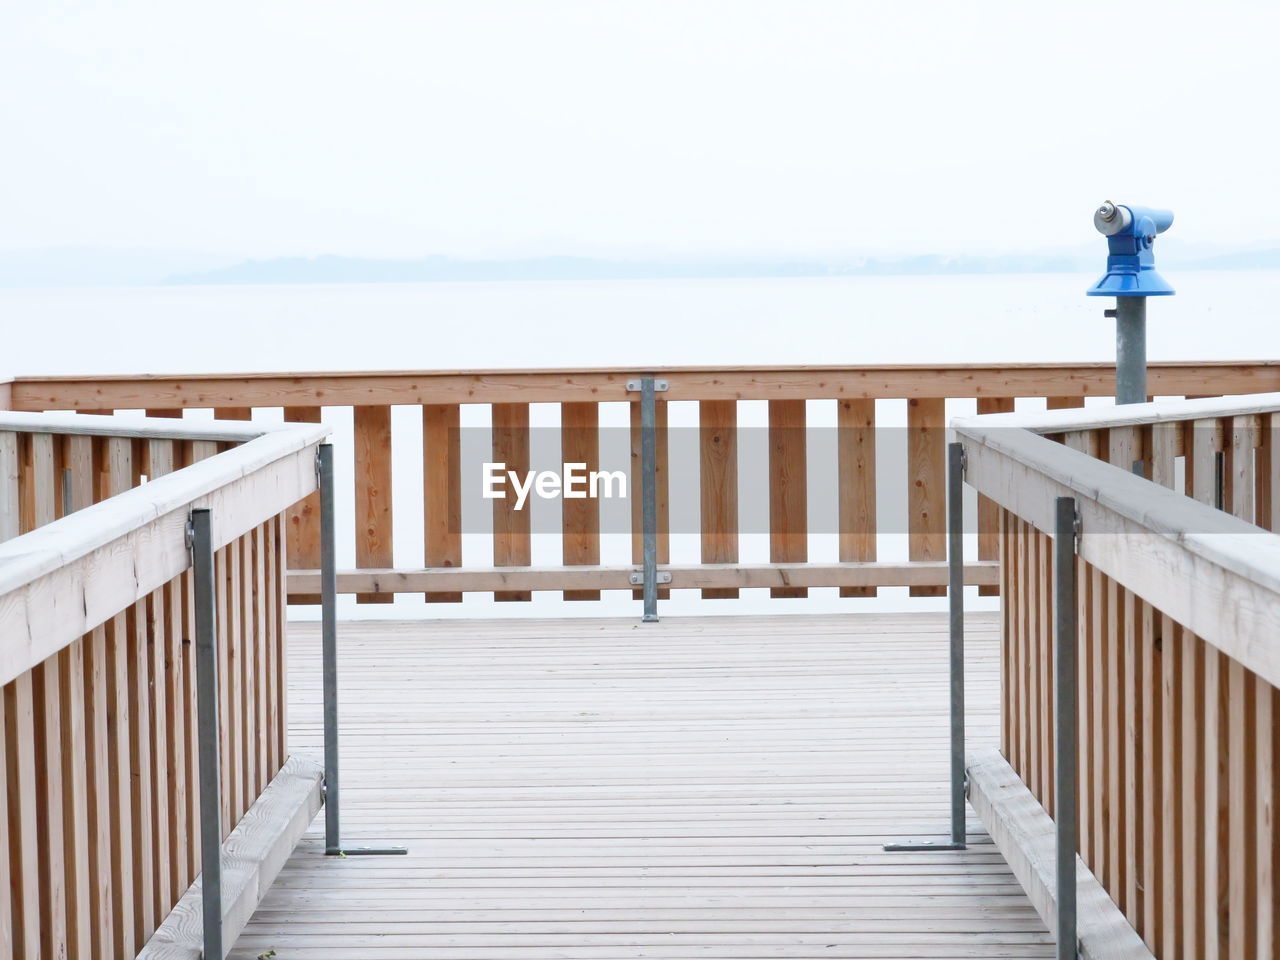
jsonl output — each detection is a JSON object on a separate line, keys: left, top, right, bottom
{"left": 3, "top": 246, "right": 1279, "bottom": 288}
{"left": 164, "top": 250, "right": 1280, "bottom": 285}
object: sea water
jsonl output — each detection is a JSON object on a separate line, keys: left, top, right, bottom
{"left": 3, "top": 270, "right": 1277, "bottom": 619}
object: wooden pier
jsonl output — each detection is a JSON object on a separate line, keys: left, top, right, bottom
{"left": 3, "top": 364, "right": 1280, "bottom": 959}
{"left": 234, "top": 612, "right": 1052, "bottom": 959}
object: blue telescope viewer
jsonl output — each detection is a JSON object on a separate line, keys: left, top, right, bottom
{"left": 1086, "top": 201, "right": 1175, "bottom": 405}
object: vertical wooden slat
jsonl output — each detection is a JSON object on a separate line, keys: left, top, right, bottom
{"left": 423, "top": 404, "right": 463, "bottom": 603}
{"left": 1151, "top": 421, "right": 1179, "bottom": 489}
{"left": 1077, "top": 554, "right": 1092, "bottom": 864}
{"left": 261, "top": 519, "right": 281, "bottom": 773}
{"left": 34, "top": 656, "right": 67, "bottom": 959}
{"left": 1106, "top": 576, "right": 1125, "bottom": 910}
{"left": 838, "top": 398, "right": 876, "bottom": 597}
{"left": 216, "top": 544, "right": 232, "bottom": 835}
{"left": 1090, "top": 565, "right": 1108, "bottom": 884}
{"left": 213, "top": 407, "right": 252, "bottom": 421}
{"left": 57, "top": 433, "right": 94, "bottom": 954}
{"left": 83, "top": 625, "right": 114, "bottom": 957}
{"left": 1256, "top": 672, "right": 1274, "bottom": 960}
{"left": 493, "top": 403, "right": 533, "bottom": 602}
{"left": 274, "top": 515, "right": 288, "bottom": 767}
{"left": 284, "top": 406, "right": 323, "bottom": 604}
{"left": 907, "top": 398, "right": 945, "bottom": 597}
{"left": 1160, "top": 612, "right": 1180, "bottom": 960}
{"left": 1037, "top": 528, "right": 1053, "bottom": 816}
{"left": 5, "top": 674, "right": 41, "bottom": 960}
{"left": 164, "top": 579, "right": 189, "bottom": 902}
{"left": 1231, "top": 415, "right": 1256, "bottom": 524}
{"left": 1182, "top": 627, "right": 1204, "bottom": 960}
{"left": 106, "top": 612, "right": 136, "bottom": 957}
{"left": 1140, "top": 600, "right": 1161, "bottom": 953}
{"left": 1122, "top": 589, "right": 1141, "bottom": 926}
{"left": 147, "top": 590, "right": 170, "bottom": 930}
{"left": 699, "top": 400, "right": 738, "bottom": 600}
{"left": 254, "top": 524, "right": 270, "bottom": 788}
{"left": 1264, "top": 412, "right": 1279, "bottom": 532}
{"left": 976, "top": 398, "right": 1015, "bottom": 596}
{"left": 561, "top": 402, "right": 600, "bottom": 601}
{"left": 0, "top": 431, "right": 19, "bottom": 542}
{"left": 226, "top": 541, "right": 244, "bottom": 823}
{"left": 0, "top": 686, "right": 10, "bottom": 960}
{"left": 237, "top": 536, "right": 255, "bottom": 808}
{"left": 630, "top": 398, "right": 670, "bottom": 601}
{"left": 355, "top": 405, "right": 395, "bottom": 603}
{"left": 768, "top": 399, "right": 807, "bottom": 599}
{"left": 1205, "top": 647, "right": 1229, "bottom": 960}
{"left": 1227, "top": 659, "right": 1257, "bottom": 960}
{"left": 128, "top": 602, "right": 156, "bottom": 940}
{"left": 998, "top": 509, "right": 1009, "bottom": 756}
{"left": 182, "top": 568, "right": 199, "bottom": 882}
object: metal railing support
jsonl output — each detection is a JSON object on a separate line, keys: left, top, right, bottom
{"left": 1053, "top": 496, "right": 1080, "bottom": 960}
{"left": 885, "top": 440, "right": 967, "bottom": 851}
{"left": 318, "top": 442, "right": 407, "bottom": 857}
{"left": 319, "top": 443, "right": 342, "bottom": 854}
{"left": 640, "top": 376, "right": 659, "bottom": 622}
{"left": 946, "top": 441, "right": 967, "bottom": 846}
{"left": 190, "top": 508, "right": 222, "bottom": 959}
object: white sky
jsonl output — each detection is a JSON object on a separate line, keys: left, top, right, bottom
{"left": 2, "top": 0, "right": 1278, "bottom": 259}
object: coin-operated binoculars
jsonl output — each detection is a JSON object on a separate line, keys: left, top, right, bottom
{"left": 1086, "top": 202, "right": 1175, "bottom": 404}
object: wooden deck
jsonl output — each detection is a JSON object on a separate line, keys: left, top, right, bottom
{"left": 231, "top": 612, "right": 1052, "bottom": 959}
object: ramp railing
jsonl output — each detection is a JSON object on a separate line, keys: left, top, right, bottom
{"left": 953, "top": 393, "right": 1280, "bottom": 960}
{"left": 0, "top": 411, "right": 327, "bottom": 959}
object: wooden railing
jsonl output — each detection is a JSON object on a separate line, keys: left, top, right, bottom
{"left": 955, "top": 394, "right": 1280, "bottom": 960}
{"left": 0, "top": 412, "right": 327, "bottom": 959}
{"left": 8, "top": 362, "right": 1280, "bottom": 604}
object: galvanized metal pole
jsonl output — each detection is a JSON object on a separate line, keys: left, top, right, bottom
{"left": 883, "top": 442, "right": 967, "bottom": 853}
{"left": 946, "top": 442, "right": 966, "bottom": 847}
{"left": 190, "top": 508, "right": 222, "bottom": 960}
{"left": 317, "top": 443, "right": 406, "bottom": 858}
{"left": 1114, "top": 297, "right": 1147, "bottom": 405}
{"left": 640, "top": 376, "right": 659, "bottom": 623}
{"left": 319, "top": 443, "right": 341, "bottom": 855}
{"left": 1054, "top": 496, "right": 1079, "bottom": 960}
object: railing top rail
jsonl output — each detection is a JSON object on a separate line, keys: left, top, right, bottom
{"left": 0, "top": 409, "right": 276, "bottom": 442}
{"left": 9, "top": 360, "right": 1280, "bottom": 407}
{"left": 951, "top": 390, "right": 1280, "bottom": 436}
{"left": 954, "top": 394, "right": 1280, "bottom": 685}
{"left": 0, "top": 420, "right": 328, "bottom": 685}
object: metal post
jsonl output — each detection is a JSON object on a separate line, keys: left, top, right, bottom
{"left": 1114, "top": 297, "right": 1147, "bottom": 405}
{"left": 640, "top": 376, "right": 659, "bottom": 623}
{"left": 1054, "top": 496, "right": 1079, "bottom": 960}
{"left": 319, "top": 443, "right": 341, "bottom": 855}
{"left": 946, "top": 442, "right": 966, "bottom": 846}
{"left": 318, "top": 443, "right": 407, "bottom": 857}
{"left": 884, "top": 441, "right": 967, "bottom": 852}
{"left": 190, "top": 508, "right": 222, "bottom": 960}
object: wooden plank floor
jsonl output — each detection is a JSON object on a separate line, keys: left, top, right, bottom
{"left": 231, "top": 612, "right": 1051, "bottom": 959}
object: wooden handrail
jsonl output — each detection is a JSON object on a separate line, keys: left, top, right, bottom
{"left": 0, "top": 420, "right": 326, "bottom": 685}
{"left": 956, "top": 392, "right": 1280, "bottom": 959}
{"left": 0, "top": 413, "right": 328, "bottom": 958}
{"left": 8, "top": 362, "right": 1280, "bottom": 606}
{"left": 7, "top": 360, "right": 1280, "bottom": 407}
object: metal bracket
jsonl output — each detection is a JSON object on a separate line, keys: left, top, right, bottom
{"left": 626, "top": 379, "right": 669, "bottom": 392}
{"left": 958, "top": 446, "right": 968, "bottom": 475}
{"left": 629, "top": 571, "right": 672, "bottom": 585}
{"left": 326, "top": 846, "right": 409, "bottom": 857}
{"left": 883, "top": 838, "right": 967, "bottom": 851}
{"left": 1072, "top": 508, "right": 1083, "bottom": 542}
{"left": 315, "top": 446, "right": 323, "bottom": 485}
{"left": 184, "top": 518, "right": 195, "bottom": 551}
